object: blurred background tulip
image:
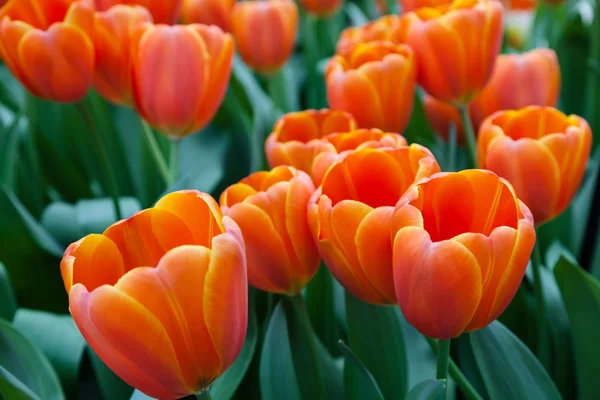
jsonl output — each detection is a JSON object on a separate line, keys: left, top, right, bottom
{"left": 336, "top": 15, "right": 403, "bottom": 58}
{"left": 181, "top": 0, "right": 235, "bottom": 32}
{"left": 0, "top": 0, "right": 95, "bottom": 102}
{"left": 300, "top": 0, "right": 343, "bottom": 18}
{"left": 399, "top": 0, "right": 452, "bottom": 12}
{"left": 326, "top": 41, "right": 416, "bottom": 133}
{"left": 220, "top": 166, "right": 320, "bottom": 295}
{"left": 392, "top": 170, "right": 536, "bottom": 339}
{"left": 61, "top": 190, "right": 247, "bottom": 400}
{"left": 478, "top": 106, "right": 592, "bottom": 225}
{"left": 131, "top": 23, "right": 234, "bottom": 138}
{"left": 422, "top": 94, "right": 465, "bottom": 144}
{"left": 92, "top": 5, "right": 152, "bottom": 106}
{"left": 265, "top": 108, "right": 357, "bottom": 175}
{"left": 94, "top": 0, "right": 182, "bottom": 24}
{"left": 308, "top": 146, "right": 440, "bottom": 305}
{"left": 231, "top": 0, "right": 298, "bottom": 75}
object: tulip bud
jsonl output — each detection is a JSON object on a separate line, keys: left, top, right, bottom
{"left": 94, "top": 0, "right": 182, "bottom": 24}
{"left": 181, "top": 0, "right": 235, "bottom": 32}
{"left": 478, "top": 106, "right": 592, "bottom": 225}
{"left": 61, "top": 191, "right": 247, "bottom": 400}
{"left": 300, "top": 0, "right": 343, "bottom": 18}
{"left": 326, "top": 41, "right": 416, "bottom": 133}
{"left": 221, "top": 166, "right": 320, "bottom": 295}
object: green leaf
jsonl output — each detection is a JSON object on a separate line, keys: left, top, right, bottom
{"left": 345, "top": 291, "right": 408, "bottom": 399}
{"left": 469, "top": 321, "right": 561, "bottom": 400}
{"left": 339, "top": 341, "right": 384, "bottom": 400}
{"left": 554, "top": 252, "right": 600, "bottom": 399}
{"left": 405, "top": 380, "right": 446, "bottom": 400}
{"left": 306, "top": 265, "right": 342, "bottom": 356}
{"left": 88, "top": 347, "right": 133, "bottom": 400}
{"left": 12, "top": 310, "right": 86, "bottom": 396}
{"left": 403, "top": 90, "right": 436, "bottom": 147}
{"left": 259, "top": 302, "right": 301, "bottom": 400}
{"left": 0, "top": 318, "right": 65, "bottom": 400}
{"left": 0, "top": 263, "right": 17, "bottom": 321}
{"left": 0, "top": 187, "right": 66, "bottom": 312}
{"left": 211, "top": 308, "right": 258, "bottom": 400}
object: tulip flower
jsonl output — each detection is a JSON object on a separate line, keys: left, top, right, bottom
{"left": 94, "top": 0, "right": 182, "bottom": 24}
{"left": 478, "top": 106, "right": 592, "bottom": 225}
{"left": 392, "top": 169, "right": 536, "bottom": 339}
{"left": 265, "top": 109, "right": 357, "bottom": 175}
{"left": 326, "top": 41, "right": 416, "bottom": 133}
{"left": 130, "top": 23, "right": 234, "bottom": 138}
{"left": 220, "top": 166, "right": 320, "bottom": 295}
{"left": 308, "top": 146, "right": 440, "bottom": 305}
{"left": 231, "top": 0, "right": 298, "bottom": 74}
{"left": 181, "top": 0, "right": 235, "bottom": 32}
{"left": 92, "top": 5, "right": 153, "bottom": 106}
{"left": 0, "top": 0, "right": 95, "bottom": 102}
{"left": 399, "top": 0, "right": 452, "bottom": 12}
{"left": 399, "top": 0, "right": 503, "bottom": 105}
{"left": 422, "top": 94, "right": 465, "bottom": 144}
{"left": 61, "top": 190, "right": 247, "bottom": 400}
{"left": 300, "top": 0, "right": 343, "bottom": 17}
{"left": 336, "top": 15, "right": 403, "bottom": 58}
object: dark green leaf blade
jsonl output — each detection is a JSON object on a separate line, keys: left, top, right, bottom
{"left": 0, "top": 262, "right": 17, "bottom": 321}
{"left": 405, "top": 379, "right": 446, "bottom": 400}
{"left": 88, "top": 347, "right": 133, "bottom": 400}
{"left": 339, "top": 341, "right": 384, "bottom": 400}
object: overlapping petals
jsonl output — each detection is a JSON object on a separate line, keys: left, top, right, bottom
{"left": 336, "top": 15, "right": 403, "bottom": 57}
{"left": 94, "top": 0, "right": 182, "bottom": 24}
{"left": 181, "top": 0, "right": 235, "bottom": 32}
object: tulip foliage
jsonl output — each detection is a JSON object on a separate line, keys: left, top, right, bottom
{"left": 0, "top": 0, "right": 599, "bottom": 399}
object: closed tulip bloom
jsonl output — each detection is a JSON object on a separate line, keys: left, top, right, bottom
{"left": 94, "top": 0, "right": 182, "bottom": 24}
{"left": 400, "top": 0, "right": 452, "bottom": 12}
{"left": 399, "top": 0, "right": 503, "bottom": 105}
{"left": 326, "top": 41, "right": 416, "bottom": 133}
{"left": 312, "top": 129, "right": 407, "bottom": 185}
{"left": 131, "top": 23, "right": 234, "bottom": 138}
{"left": 231, "top": 0, "right": 298, "bottom": 74}
{"left": 92, "top": 5, "right": 152, "bottom": 106}
{"left": 392, "top": 170, "right": 536, "bottom": 339}
{"left": 181, "top": 0, "right": 235, "bottom": 32}
{"left": 308, "top": 146, "right": 440, "bottom": 305}
{"left": 301, "top": 0, "right": 343, "bottom": 17}
{"left": 220, "top": 166, "right": 320, "bottom": 294}
{"left": 478, "top": 106, "right": 592, "bottom": 225}
{"left": 265, "top": 109, "right": 357, "bottom": 175}
{"left": 60, "top": 190, "right": 247, "bottom": 400}
{"left": 336, "top": 15, "right": 403, "bottom": 58}
{"left": 0, "top": 0, "right": 94, "bottom": 102}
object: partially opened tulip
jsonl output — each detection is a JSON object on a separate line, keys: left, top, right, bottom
{"left": 308, "top": 146, "right": 440, "bottom": 305}
{"left": 61, "top": 190, "right": 247, "bottom": 400}
{"left": 326, "top": 41, "right": 416, "bottom": 133}
{"left": 0, "top": 0, "right": 94, "bottom": 102}
{"left": 181, "top": 0, "right": 235, "bottom": 32}
{"left": 265, "top": 109, "right": 357, "bottom": 175}
{"left": 478, "top": 106, "right": 592, "bottom": 225}
{"left": 336, "top": 15, "right": 403, "bottom": 58}
{"left": 301, "top": 0, "right": 343, "bottom": 17}
{"left": 94, "top": 0, "right": 182, "bottom": 24}
{"left": 231, "top": 0, "right": 298, "bottom": 74}
{"left": 92, "top": 5, "right": 152, "bottom": 106}
{"left": 392, "top": 169, "right": 536, "bottom": 339}
{"left": 221, "top": 166, "right": 320, "bottom": 295}
{"left": 131, "top": 23, "right": 234, "bottom": 138}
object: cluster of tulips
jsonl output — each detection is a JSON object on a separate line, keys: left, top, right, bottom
{"left": 0, "top": 0, "right": 595, "bottom": 399}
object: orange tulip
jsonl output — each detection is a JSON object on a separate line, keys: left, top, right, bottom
{"left": 220, "top": 166, "right": 320, "bottom": 295}
{"left": 265, "top": 108, "right": 357, "bottom": 175}
{"left": 392, "top": 170, "right": 536, "bottom": 339}
{"left": 231, "top": 0, "right": 298, "bottom": 74}
{"left": 326, "top": 41, "right": 416, "bottom": 133}
{"left": 308, "top": 146, "right": 440, "bottom": 305}
{"left": 131, "top": 23, "right": 234, "bottom": 138}
{"left": 399, "top": 0, "right": 452, "bottom": 12}
{"left": 181, "top": 0, "right": 235, "bottom": 32}
{"left": 92, "top": 5, "right": 152, "bottom": 106}
{"left": 300, "top": 0, "right": 343, "bottom": 17}
{"left": 0, "top": 0, "right": 94, "bottom": 102}
{"left": 336, "top": 15, "right": 403, "bottom": 58}
{"left": 399, "top": 0, "right": 503, "bottom": 105}
{"left": 94, "top": 0, "right": 182, "bottom": 24}
{"left": 312, "top": 129, "right": 408, "bottom": 185}
{"left": 61, "top": 190, "right": 247, "bottom": 400}
{"left": 478, "top": 106, "right": 592, "bottom": 225}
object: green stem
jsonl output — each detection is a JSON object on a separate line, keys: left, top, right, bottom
{"left": 531, "top": 240, "right": 549, "bottom": 367}
{"left": 194, "top": 390, "right": 212, "bottom": 400}
{"left": 448, "top": 122, "right": 457, "bottom": 172}
{"left": 426, "top": 337, "right": 483, "bottom": 400}
{"left": 76, "top": 102, "right": 122, "bottom": 220}
{"left": 268, "top": 69, "right": 293, "bottom": 113}
{"left": 303, "top": 13, "right": 320, "bottom": 70}
{"left": 139, "top": 117, "right": 169, "bottom": 185}
{"left": 436, "top": 340, "right": 451, "bottom": 381}
{"left": 169, "top": 139, "right": 180, "bottom": 186}
{"left": 459, "top": 106, "right": 478, "bottom": 168}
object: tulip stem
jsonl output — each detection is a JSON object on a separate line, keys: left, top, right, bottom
{"left": 139, "top": 117, "right": 170, "bottom": 185}
{"left": 436, "top": 339, "right": 451, "bottom": 381}
{"left": 459, "top": 106, "right": 478, "bottom": 169}
{"left": 426, "top": 337, "right": 484, "bottom": 400}
{"left": 194, "top": 390, "right": 212, "bottom": 400}
{"left": 169, "top": 139, "right": 180, "bottom": 186}
{"left": 531, "top": 240, "right": 549, "bottom": 367}
{"left": 76, "top": 102, "right": 122, "bottom": 221}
